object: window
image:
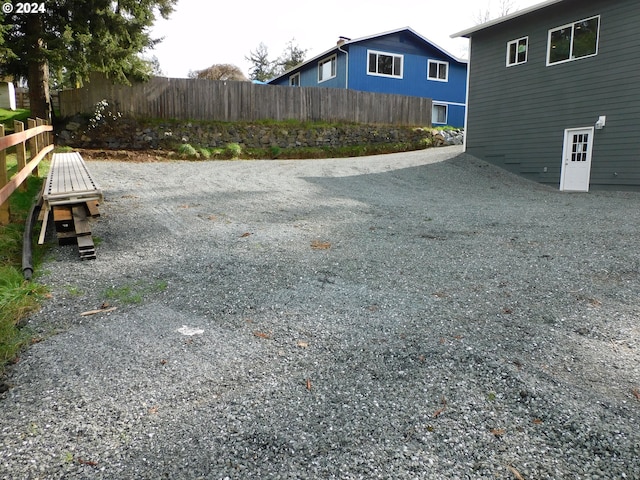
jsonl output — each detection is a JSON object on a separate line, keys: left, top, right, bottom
{"left": 432, "top": 104, "right": 448, "bottom": 125}
{"left": 367, "top": 50, "right": 403, "bottom": 78}
{"left": 289, "top": 73, "right": 300, "bottom": 86}
{"left": 427, "top": 60, "right": 448, "bottom": 81}
{"left": 507, "top": 37, "right": 528, "bottom": 66}
{"left": 318, "top": 55, "right": 336, "bottom": 82}
{"left": 547, "top": 16, "right": 600, "bottom": 65}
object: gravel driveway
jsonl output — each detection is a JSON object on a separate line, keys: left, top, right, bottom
{"left": 2, "top": 145, "right": 639, "bottom": 479}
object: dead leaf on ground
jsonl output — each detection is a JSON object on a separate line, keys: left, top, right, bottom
{"left": 240, "top": 232, "right": 252, "bottom": 238}
{"left": 297, "top": 341, "right": 309, "bottom": 348}
{"left": 311, "top": 240, "right": 331, "bottom": 250}
{"left": 506, "top": 465, "right": 525, "bottom": 480}
{"left": 208, "top": 215, "right": 217, "bottom": 221}
{"left": 148, "top": 406, "right": 159, "bottom": 414}
{"left": 77, "top": 458, "right": 98, "bottom": 466}
{"left": 532, "top": 418, "right": 543, "bottom": 425}
{"left": 433, "top": 397, "right": 447, "bottom": 417}
{"left": 254, "top": 331, "right": 271, "bottom": 339}
{"left": 631, "top": 388, "right": 640, "bottom": 401}
{"left": 491, "top": 428, "right": 506, "bottom": 437}
{"left": 306, "top": 378, "right": 312, "bottom": 391}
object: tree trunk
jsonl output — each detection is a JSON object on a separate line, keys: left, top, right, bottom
{"left": 25, "top": 15, "right": 51, "bottom": 122}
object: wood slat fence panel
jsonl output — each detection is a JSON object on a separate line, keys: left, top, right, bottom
{"left": 59, "top": 74, "right": 432, "bottom": 126}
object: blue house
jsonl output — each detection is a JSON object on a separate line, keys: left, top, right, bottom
{"left": 267, "top": 27, "right": 468, "bottom": 128}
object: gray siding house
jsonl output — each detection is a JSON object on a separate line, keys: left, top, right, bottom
{"left": 452, "top": 0, "right": 640, "bottom": 191}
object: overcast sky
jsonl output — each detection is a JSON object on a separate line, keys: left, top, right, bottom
{"left": 149, "top": 0, "right": 545, "bottom": 79}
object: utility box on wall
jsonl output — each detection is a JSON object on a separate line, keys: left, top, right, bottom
{"left": 0, "top": 82, "right": 17, "bottom": 110}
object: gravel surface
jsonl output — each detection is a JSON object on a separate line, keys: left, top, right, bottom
{"left": 1, "top": 145, "right": 639, "bottom": 479}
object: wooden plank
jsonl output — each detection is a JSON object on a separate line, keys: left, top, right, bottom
{"left": 28, "top": 119, "right": 39, "bottom": 177}
{"left": 14, "top": 121, "right": 27, "bottom": 192}
{"left": 0, "top": 124, "right": 52, "bottom": 151}
{"left": 0, "top": 143, "right": 54, "bottom": 207}
{"left": 53, "top": 206, "right": 72, "bottom": 222}
{"left": 85, "top": 200, "right": 101, "bottom": 218}
{"left": 72, "top": 205, "right": 92, "bottom": 236}
{"left": 57, "top": 230, "right": 77, "bottom": 246}
{"left": 38, "top": 205, "right": 50, "bottom": 244}
{"left": 77, "top": 235, "right": 96, "bottom": 260}
{"left": 0, "top": 124, "right": 8, "bottom": 225}
{"left": 53, "top": 206, "right": 74, "bottom": 232}
{"left": 77, "top": 235, "right": 94, "bottom": 250}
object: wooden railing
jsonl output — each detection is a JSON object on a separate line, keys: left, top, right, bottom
{"left": 0, "top": 119, "right": 54, "bottom": 225}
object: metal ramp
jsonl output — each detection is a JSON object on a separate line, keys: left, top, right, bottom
{"left": 39, "top": 152, "right": 103, "bottom": 259}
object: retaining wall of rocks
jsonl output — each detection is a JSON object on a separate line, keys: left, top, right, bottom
{"left": 57, "top": 116, "right": 464, "bottom": 151}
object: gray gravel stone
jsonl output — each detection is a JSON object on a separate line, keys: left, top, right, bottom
{"left": 1, "top": 145, "right": 639, "bottom": 479}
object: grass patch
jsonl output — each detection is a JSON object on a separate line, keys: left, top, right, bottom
{"left": 103, "top": 280, "right": 168, "bottom": 305}
{"left": 0, "top": 108, "right": 31, "bottom": 132}
{"left": 0, "top": 154, "right": 49, "bottom": 377}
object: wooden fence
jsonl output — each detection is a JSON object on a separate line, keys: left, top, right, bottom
{"left": 59, "top": 74, "right": 432, "bottom": 126}
{"left": 0, "top": 119, "right": 53, "bottom": 225}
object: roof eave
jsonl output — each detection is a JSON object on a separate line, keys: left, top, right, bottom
{"left": 451, "top": 0, "right": 565, "bottom": 38}
{"left": 268, "top": 26, "right": 468, "bottom": 83}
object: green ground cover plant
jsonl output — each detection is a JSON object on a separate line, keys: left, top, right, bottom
{"left": 0, "top": 150, "right": 49, "bottom": 377}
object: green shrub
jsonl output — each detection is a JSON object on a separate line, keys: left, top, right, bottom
{"left": 198, "top": 147, "right": 212, "bottom": 160}
{"left": 269, "top": 145, "right": 281, "bottom": 159}
{"left": 225, "top": 143, "right": 242, "bottom": 159}
{"left": 178, "top": 143, "right": 198, "bottom": 158}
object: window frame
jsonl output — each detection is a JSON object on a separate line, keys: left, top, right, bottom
{"left": 506, "top": 36, "right": 529, "bottom": 67}
{"left": 432, "top": 103, "right": 448, "bottom": 125}
{"left": 367, "top": 49, "right": 404, "bottom": 79}
{"left": 289, "top": 73, "right": 300, "bottom": 86}
{"left": 318, "top": 55, "right": 337, "bottom": 83}
{"left": 427, "top": 60, "right": 449, "bottom": 82}
{"left": 546, "top": 15, "right": 600, "bottom": 66}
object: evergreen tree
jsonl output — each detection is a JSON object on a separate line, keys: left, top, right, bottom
{"left": 246, "top": 39, "right": 307, "bottom": 82}
{"left": 277, "top": 39, "right": 307, "bottom": 73}
{"left": 246, "top": 42, "right": 277, "bottom": 82}
{"left": 0, "top": 0, "right": 177, "bottom": 121}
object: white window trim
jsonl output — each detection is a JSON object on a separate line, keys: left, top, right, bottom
{"left": 546, "top": 15, "right": 600, "bottom": 67}
{"left": 506, "top": 36, "right": 528, "bottom": 67}
{"left": 289, "top": 73, "right": 300, "bottom": 86}
{"left": 367, "top": 49, "right": 404, "bottom": 79}
{"left": 318, "top": 55, "right": 337, "bottom": 83}
{"left": 427, "top": 60, "right": 449, "bottom": 82}
{"left": 432, "top": 103, "right": 448, "bottom": 125}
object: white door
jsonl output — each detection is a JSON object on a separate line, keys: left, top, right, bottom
{"left": 560, "top": 127, "right": 594, "bottom": 192}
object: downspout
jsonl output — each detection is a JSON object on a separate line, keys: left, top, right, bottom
{"left": 462, "top": 39, "right": 471, "bottom": 152}
{"left": 338, "top": 44, "right": 349, "bottom": 89}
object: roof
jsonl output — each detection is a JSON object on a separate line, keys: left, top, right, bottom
{"left": 267, "top": 26, "right": 467, "bottom": 83}
{"left": 451, "top": 0, "right": 565, "bottom": 38}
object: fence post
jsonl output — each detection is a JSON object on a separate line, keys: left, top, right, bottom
{"left": 14, "top": 121, "right": 27, "bottom": 192}
{"left": 28, "top": 118, "right": 39, "bottom": 177}
{"left": 37, "top": 118, "right": 51, "bottom": 159}
{"left": 0, "top": 125, "right": 8, "bottom": 224}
